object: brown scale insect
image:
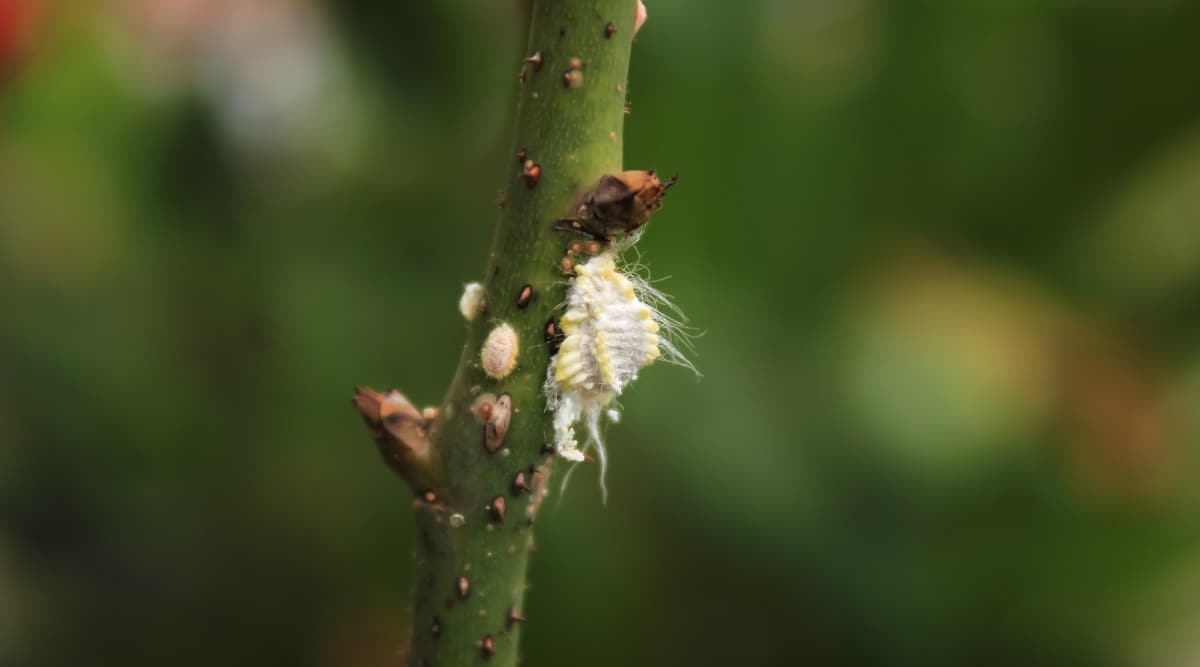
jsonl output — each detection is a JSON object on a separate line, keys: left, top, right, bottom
{"left": 605, "top": 21, "right": 616, "bottom": 38}
{"left": 516, "top": 284, "right": 533, "bottom": 309}
{"left": 456, "top": 576, "right": 470, "bottom": 600}
{"left": 506, "top": 606, "right": 526, "bottom": 629}
{"left": 524, "top": 51, "right": 543, "bottom": 71}
{"left": 553, "top": 170, "right": 677, "bottom": 242}
{"left": 543, "top": 319, "right": 564, "bottom": 354}
{"left": 489, "top": 495, "right": 507, "bottom": 522}
{"left": 431, "top": 616, "right": 442, "bottom": 639}
{"left": 522, "top": 160, "right": 541, "bottom": 188}
{"left": 515, "top": 148, "right": 527, "bottom": 162}
{"left": 480, "top": 636, "right": 496, "bottom": 660}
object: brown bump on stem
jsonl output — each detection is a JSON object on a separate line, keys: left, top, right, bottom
{"left": 584, "top": 240, "right": 602, "bottom": 255}
{"left": 516, "top": 284, "right": 533, "bottom": 309}
{"left": 568, "top": 241, "right": 582, "bottom": 254}
{"left": 515, "top": 148, "right": 527, "bottom": 162}
{"left": 489, "top": 495, "right": 507, "bottom": 523}
{"left": 560, "top": 256, "right": 574, "bottom": 273}
{"left": 432, "top": 616, "right": 442, "bottom": 639}
{"left": 512, "top": 470, "right": 532, "bottom": 495}
{"left": 484, "top": 394, "right": 513, "bottom": 453}
{"left": 524, "top": 51, "right": 543, "bottom": 70}
{"left": 481, "top": 636, "right": 496, "bottom": 661}
{"left": 605, "top": 21, "right": 616, "bottom": 38}
{"left": 609, "top": 131, "right": 617, "bottom": 142}
{"left": 522, "top": 160, "right": 541, "bottom": 188}
{"left": 563, "top": 69, "right": 583, "bottom": 88}
{"left": 471, "top": 393, "right": 496, "bottom": 423}
{"left": 506, "top": 606, "right": 526, "bottom": 629}
{"left": 422, "top": 490, "right": 437, "bottom": 504}
{"left": 568, "top": 56, "right": 583, "bottom": 70}
{"left": 456, "top": 576, "right": 470, "bottom": 600}
{"left": 544, "top": 319, "right": 564, "bottom": 354}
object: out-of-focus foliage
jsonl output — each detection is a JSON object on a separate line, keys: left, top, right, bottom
{"left": 3, "top": 1, "right": 1200, "bottom": 665}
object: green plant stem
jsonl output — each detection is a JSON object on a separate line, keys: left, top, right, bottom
{"left": 356, "top": 1, "right": 636, "bottom": 665}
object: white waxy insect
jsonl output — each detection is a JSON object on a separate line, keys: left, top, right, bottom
{"left": 459, "top": 282, "right": 485, "bottom": 321}
{"left": 544, "top": 249, "right": 694, "bottom": 496}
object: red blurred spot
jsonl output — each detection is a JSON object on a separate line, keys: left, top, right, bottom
{"left": 0, "top": 0, "right": 36, "bottom": 73}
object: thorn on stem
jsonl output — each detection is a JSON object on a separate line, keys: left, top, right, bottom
{"left": 506, "top": 605, "right": 526, "bottom": 629}
{"left": 512, "top": 470, "right": 532, "bottom": 495}
{"left": 471, "top": 393, "right": 496, "bottom": 423}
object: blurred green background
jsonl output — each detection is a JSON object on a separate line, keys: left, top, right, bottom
{"left": 4, "top": 0, "right": 1200, "bottom": 665}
